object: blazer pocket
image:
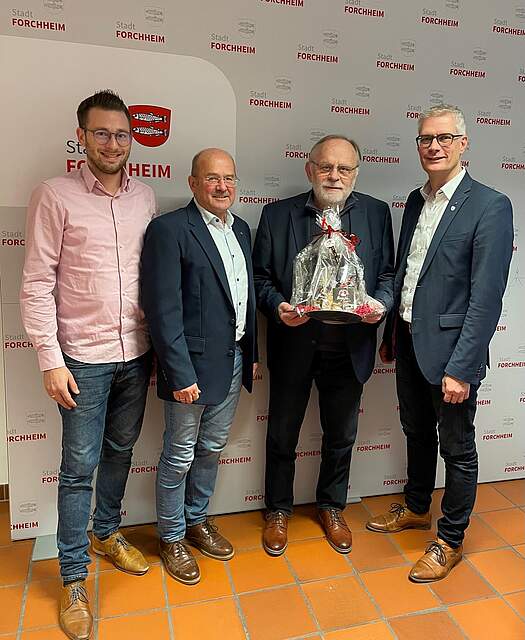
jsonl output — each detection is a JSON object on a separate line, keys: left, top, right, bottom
{"left": 185, "top": 335, "right": 206, "bottom": 353}
{"left": 442, "top": 232, "right": 469, "bottom": 243}
{"left": 439, "top": 313, "right": 466, "bottom": 328}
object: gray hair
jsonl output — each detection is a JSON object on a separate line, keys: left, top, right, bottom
{"left": 309, "top": 134, "right": 361, "bottom": 161}
{"left": 418, "top": 105, "right": 467, "bottom": 135}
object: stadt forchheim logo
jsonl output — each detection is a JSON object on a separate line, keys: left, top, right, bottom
{"left": 129, "top": 104, "right": 171, "bottom": 147}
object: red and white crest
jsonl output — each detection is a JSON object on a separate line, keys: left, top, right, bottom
{"left": 129, "top": 104, "right": 171, "bottom": 147}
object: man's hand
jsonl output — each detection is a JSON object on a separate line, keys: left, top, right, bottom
{"left": 379, "top": 341, "right": 395, "bottom": 364}
{"left": 442, "top": 375, "right": 470, "bottom": 404}
{"left": 361, "top": 302, "right": 386, "bottom": 325}
{"left": 43, "top": 367, "right": 79, "bottom": 410}
{"left": 253, "top": 362, "right": 259, "bottom": 379}
{"left": 361, "top": 311, "right": 384, "bottom": 324}
{"left": 278, "top": 302, "right": 310, "bottom": 327}
{"left": 173, "top": 383, "right": 201, "bottom": 404}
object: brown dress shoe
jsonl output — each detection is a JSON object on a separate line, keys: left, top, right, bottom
{"left": 409, "top": 538, "right": 462, "bottom": 583}
{"left": 318, "top": 508, "right": 352, "bottom": 553}
{"left": 366, "top": 503, "right": 431, "bottom": 533}
{"left": 59, "top": 580, "right": 93, "bottom": 640}
{"left": 159, "top": 539, "right": 200, "bottom": 584}
{"left": 263, "top": 511, "right": 289, "bottom": 556}
{"left": 92, "top": 531, "right": 149, "bottom": 575}
{"left": 186, "top": 519, "right": 234, "bottom": 560}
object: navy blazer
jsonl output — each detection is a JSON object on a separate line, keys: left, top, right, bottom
{"left": 384, "top": 172, "right": 513, "bottom": 385}
{"left": 252, "top": 191, "right": 395, "bottom": 384}
{"left": 140, "top": 200, "right": 257, "bottom": 404}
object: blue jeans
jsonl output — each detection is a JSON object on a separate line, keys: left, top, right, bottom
{"left": 57, "top": 351, "right": 152, "bottom": 581}
{"left": 156, "top": 347, "right": 243, "bottom": 542}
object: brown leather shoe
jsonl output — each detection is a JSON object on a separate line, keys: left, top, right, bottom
{"left": 59, "top": 580, "right": 92, "bottom": 640}
{"left": 366, "top": 503, "right": 431, "bottom": 533}
{"left": 318, "top": 508, "right": 352, "bottom": 553}
{"left": 159, "top": 539, "right": 200, "bottom": 584}
{"left": 409, "top": 538, "right": 462, "bottom": 582}
{"left": 263, "top": 511, "right": 289, "bottom": 556}
{"left": 92, "top": 531, "right": 149, "bottom": 575}
{"left": 186, "top": 519, "right": 234, "bottom": 560}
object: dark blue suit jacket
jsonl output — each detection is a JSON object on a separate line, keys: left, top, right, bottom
{"left": 252, "top": 191, "right": 394, "bottom": 384}
{"left": 140, "top": 200, "right": 257, "bottom": 404}
{"left": 384, "top": 172, "right": 513, "bottom": 385}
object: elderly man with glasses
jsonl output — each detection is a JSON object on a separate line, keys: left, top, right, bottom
{"left": 366, "top": 105, "right": 513, "bottom": 582}
{"left": 140, "top": 148, "right": 257, "bottom": 585}
{"left": 253, "top": 134, "right": 395, "bottom": 556}
{"left": 21, "top": 90, "right": 156, "bottom": 640}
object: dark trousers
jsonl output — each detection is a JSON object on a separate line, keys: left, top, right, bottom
{"left": 265, "top": 349, "right": 363, "bottom": 514}
{"left": 396, "top": 320, "right": 478, "bottom": 548}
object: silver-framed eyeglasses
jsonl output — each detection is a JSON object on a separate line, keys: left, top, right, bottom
{"left": 203, "top": 175, "right": 239, "bottom": 186}
{"left": 416, "top": 133, "right": 464, "bottom": 148}
{"left": 309, "top": 160, "right": 359, "bottom": 178}
{"left": 84, "top": 128, "right": 132, "bottom": 146}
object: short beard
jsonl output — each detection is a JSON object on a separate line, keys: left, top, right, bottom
{"left": 312, "top": 184, "right": 348, "bottom": 210}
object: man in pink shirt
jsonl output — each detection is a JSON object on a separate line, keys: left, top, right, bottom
{"left": 20, "top": 90, "right": 156, "bottom": 640}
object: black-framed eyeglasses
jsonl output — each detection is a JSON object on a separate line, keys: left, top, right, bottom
{"left": 309, "top": 160, "right": 359, "bottom": 178}
{"left": 202, "top": 175, "right": 239, "bottom": 186}
{"left": 84, "top": 128, "right": 132, "bottom": 146}
{"left": 416, "top": 133, "right": 464, "bottom": 148}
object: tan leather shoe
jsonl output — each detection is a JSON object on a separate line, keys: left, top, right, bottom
{"left": 366, "top": 503, "right": 431, "bottom": 533}
{"left": 186, "top": 519, "right": 234, "bottom": 560}
{"left": 318, "top": 508, "right": 352, "bottom": 553}
{"left": 262, "top": 511, "right": 289, "bottom": 556}
{"left": 59, "top": 580, "right": 92, "bottom": 640}
{"left": 409, "top": 538, "right": 462, "bottom": 583}
{"left": 92, "top": 531, "right": 149, "bottom": 575}
{"left": 159, "top": 539, "right": 200, "bottom": 584}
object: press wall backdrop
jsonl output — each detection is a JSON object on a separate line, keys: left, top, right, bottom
{"left": 1, "top": 0, "right": 524, "bottom": 540}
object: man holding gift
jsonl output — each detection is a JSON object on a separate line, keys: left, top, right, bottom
{"left": 366, "top": 105, "right": 513, "bottom": 582}
{"left": 253, "top": 135, "right": 395, "bottom": 555}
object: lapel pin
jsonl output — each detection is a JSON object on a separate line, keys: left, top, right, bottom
{"left": 450, "top": 206, "right": 456, "bottom": 211}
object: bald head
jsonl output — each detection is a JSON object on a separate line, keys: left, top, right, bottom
{"left": 188, "top": 148, "right": 237, "bottom": 220}
{"left": 191, "top": 148, "right": 236, "bottom": 177}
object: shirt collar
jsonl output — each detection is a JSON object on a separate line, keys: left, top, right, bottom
{"left": 80, "top": 163, "right": 130, "bottom": 194}
{"left": 194, "top": 199, "right": 234, "bottom": 228}
{"left": 305, "top": 190, "right": 357, "bottom": 215}
{"left": 420, "top": 167, "right": 466, "bottom": 202}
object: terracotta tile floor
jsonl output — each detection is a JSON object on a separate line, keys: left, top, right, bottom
{"left": 0, "top": 479, "right": 524, "bottom": 639}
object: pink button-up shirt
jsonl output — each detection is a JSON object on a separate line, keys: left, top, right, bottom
{"left": 20, "top": 164, "right": 156, "bottom": 371}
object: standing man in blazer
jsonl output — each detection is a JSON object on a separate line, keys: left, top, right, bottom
{"left": 366, "top": 105, "right": 514, "bottom": 582}
{"left": 141, "top": 148, "right": 257, "bottom": 585}
{"left": 253, "top": 135, "right": 394, "bottom": 556}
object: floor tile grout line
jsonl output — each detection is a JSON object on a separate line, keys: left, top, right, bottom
{"left": 502, "top": 593, "right": 525, "bottom": 623}
{"left": 15, "top": 538, "right": 35, "bottom": 640}
{"left": 350, "top": 558, "right": 399, "bottom": 639}
{"left": 463, "top": 545, "right": 519, "bottom": 598}
{"left": 224, "top": 558, "right": 251, "bottom": 639}
{"left": 490, "top": 480, "right": 524, "bottom": 507}
{"left": 440, "top": 608, "right": 470, "bottom": 640}
{"left": 474, "top": 509, "right": 524, "bottom": 547}
{"left": 159, "top": 562, "right": 176, "bottom": 640}
{"left": 283, "top": 552, "right": 324, "bottom": 638}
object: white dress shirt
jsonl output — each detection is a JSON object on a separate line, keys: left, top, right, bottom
{"left": 195, "top": 201, "right": 248, "bottom": 342}
{"left": 400, "top": 168, "right": 466, "bottom": 322}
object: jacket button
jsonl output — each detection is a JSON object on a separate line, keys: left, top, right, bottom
{"left": 230, "top": 318, "right": 236, "bottom": 326}
{"left": 227, "top": 349, "right": 235, "bottom": 357}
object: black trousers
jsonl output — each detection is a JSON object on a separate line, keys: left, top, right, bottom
{"left": 396, "top": 320, "right": 479, "bottom": 548}
{"left": 265, "top": 349, "right": 363, "bottom": 514}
